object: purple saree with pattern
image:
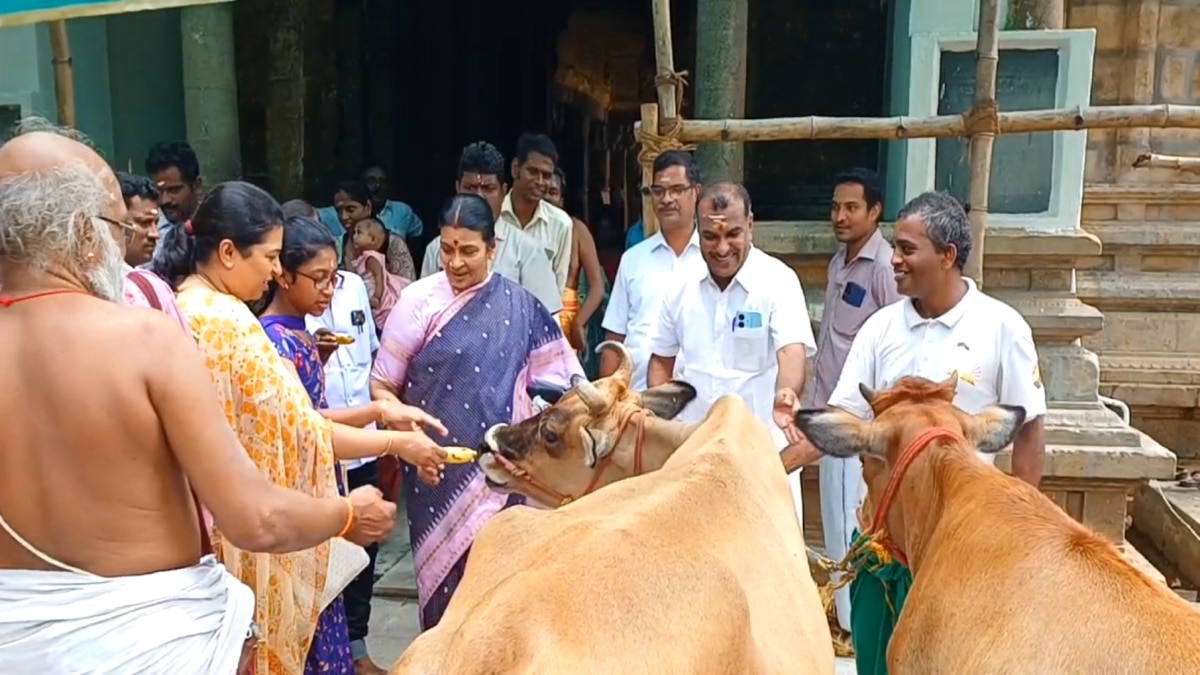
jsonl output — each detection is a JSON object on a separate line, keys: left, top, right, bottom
{"left": 371, "top": 273, "right": 582, "bottom": 629}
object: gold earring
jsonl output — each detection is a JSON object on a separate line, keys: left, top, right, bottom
{"left": 86, "top": 252, "right": 95, "bottom": 260}
{"left": 224, "top": 262, "right": 234, "bottom": 270}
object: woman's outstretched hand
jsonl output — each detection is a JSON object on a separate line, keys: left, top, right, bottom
{"left": 375, "top": 400, "right": 448, "bottom": 437}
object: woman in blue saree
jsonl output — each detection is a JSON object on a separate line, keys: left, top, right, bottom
{"left": 370, "top": 194, "right": 583, "bottom": 629}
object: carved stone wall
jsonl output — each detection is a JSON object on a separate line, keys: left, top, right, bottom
{"left": 1070, "top": 0, "right": 1200, "bottom": 458}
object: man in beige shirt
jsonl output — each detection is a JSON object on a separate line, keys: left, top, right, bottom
{"left": 811, "top": 168, "right": 901, "bottom": 634}
{"left": 500, "top": 133, "right": 572, "bottom": 292}
{"left": 421, "top": 141, "right": 562, "bottom": 313}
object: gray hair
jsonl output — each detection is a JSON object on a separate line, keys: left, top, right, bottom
{"left": 0, "top": 161, "right": 124, "bottom": 301}
{"left": 896, "top": 190, "right": 972, "bottom": 271}
{"left": 9, "top": 116, "right": 96, "bottom": 148}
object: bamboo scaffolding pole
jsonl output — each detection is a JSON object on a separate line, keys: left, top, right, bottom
{"left": 639, "top": 103, "right": 661, "bottom": 236}
{"left": 663, "top": 104, "right": 1200, "bottom": 143}
{"left": 963, "top": 0, "right": 1001, "bottom": 285}
{"left": 1132, "top": 152, "right": 1200, "bottom": 174}
{"left": 651, "top": 0, "right": 678, "bottom": 122}
{"left": 48, "top": 20, "right": 75, "bottom": 127}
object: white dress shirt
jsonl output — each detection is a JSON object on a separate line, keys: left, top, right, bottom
{"left": 827, "top": 278, "right": 1047, "bottom": 464}
{"left": 601, "top": 229, "right": 704, "bottom": 390}
{"left": 649, "top": 247, "right": 818, "bottom": 450}
{"left": 306, "top": 271, "right": 380, "bottom": 470}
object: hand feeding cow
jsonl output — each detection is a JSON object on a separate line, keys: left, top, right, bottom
{"left": 793, "top": 373, "right": 1200, "bottom": 674}
{"left": 390, "top": 342, "right": 834, "bottom": 674}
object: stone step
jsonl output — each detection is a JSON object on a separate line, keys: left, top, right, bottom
{"left": 1130, "top": 480, "right": 1200, "bottom": 592}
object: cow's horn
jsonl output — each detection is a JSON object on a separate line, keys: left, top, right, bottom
{"left": 595, "top": 340, "right": 633, "bottom": 384}
{"left": 484, "top": 423, "right": 508, "bottom": 452}
{"left": 858, "top": 382, "right": 878, "bottom": 402}
{"left": 572, "top": 374, "right": 609, "bottom": 414}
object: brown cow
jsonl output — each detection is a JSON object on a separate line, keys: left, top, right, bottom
{"left": 390, "top": 342, "right": 835, "bottom": 674}
{"left": 793, "top": 374, "right": 1200, "bottom": 674}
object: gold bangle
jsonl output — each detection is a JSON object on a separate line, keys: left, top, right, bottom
{"left": 336, "top": 497, "right": 355, "bottom": 538}
{"left": 383, "top": 435, "right": 394, "bottom": 456}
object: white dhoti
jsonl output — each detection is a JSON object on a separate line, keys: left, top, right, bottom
{"left": 0, "top": 555, "right": 255, "bottom": 674}
{"left": 787, "top": 468, "right": 804, "bottom": 530}
{"left": 819, "top": 455, "right": 864, "bottom": 632}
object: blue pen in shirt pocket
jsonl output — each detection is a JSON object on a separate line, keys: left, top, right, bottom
{"left": 842, "top": 281, "right": 867, "bottom": 308}
{"left": 732, "top": 311, "right": 764, "bottom": 332}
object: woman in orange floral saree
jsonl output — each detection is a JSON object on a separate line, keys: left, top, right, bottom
{"left": 154, "top": 182, "right": 448, "bottom": 674}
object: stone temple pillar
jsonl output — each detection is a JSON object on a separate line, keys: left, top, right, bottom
{"left": 694, "top": 0, "right": 747, "bottom": 182}
{"left": 180, "top": 2, "right": 241, "bottom": 184}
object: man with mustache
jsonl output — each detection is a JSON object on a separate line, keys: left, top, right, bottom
{"left": 145, "top": 140, "right": 202, "bottom": 266}
{"left": 0, "top": 123, "right": 396, "bottom": 674}
{"left": 500, "top": 133, "right": 572, "bottom": 293}
{"left": 647, "top": 181, "right": 817, "bottom": 527}
{"left": 813, "top": 167, "right": 901, "bottom": 637}
{"left": 792, "top": 190, "right": 1046, "bottom": 675}
{"left": 600, "top": 150, "right": 705, "bottom": 389}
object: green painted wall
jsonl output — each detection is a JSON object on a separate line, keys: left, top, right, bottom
{"left": 106, "top": 9, "right": 187, "bottom": 171}
{"left": 0, "top": 10, "right": 185, "bottom": 172}
{"left": 883, "top": 0, "right": 912, "bottom": 220}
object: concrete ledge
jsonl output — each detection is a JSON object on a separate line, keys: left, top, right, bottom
{"left": 993, "top": 432, "right": 1176, "bottom": 482}
{"left": 1131, "top": 481, "right": 1200, "bottom": 589}
{"left": 1085, "top": 183, "right": 1200, "bottom": 205}
{"left": 756, "top": 222, "right": 1101, "bottom": 259}
{"left": 1085, "top": 221, "right": 1200, "bottom": 249}
{"left": 1078, "top": 271, "right": 1200, "bottom": 312}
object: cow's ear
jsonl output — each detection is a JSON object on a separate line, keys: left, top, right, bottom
{"left": 639, "top": 380, "right": 697, "bottom": 419}
{"left": 963, "top": 405, "right": 1026, "bottom": 454}
{"left": 793, "top": 408, "right": 881, "bottom": 459}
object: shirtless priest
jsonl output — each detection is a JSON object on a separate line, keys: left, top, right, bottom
{"left": 0, "top": 128, "right": 398, "bottom": 673}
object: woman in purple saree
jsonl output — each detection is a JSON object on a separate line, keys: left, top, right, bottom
{"left": 370, "top": 194, "right": 582, "bottom": 629}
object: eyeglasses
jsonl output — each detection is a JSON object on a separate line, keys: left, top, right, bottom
{"left": 294, "top": 269, "right": 338, "bottom": 291}
{"left": 93, "top": 214, "right": 137, "bottom": 233}
{"left": 640, "top": 184, "right": 695, "bottom": 200}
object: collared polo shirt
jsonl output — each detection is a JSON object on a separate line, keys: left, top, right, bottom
{"left": 827, "top": 278, "right": 1047, "bottom": 464}
{"left": 499, "top": 193, "right": 572, "bottom": 292}
{"left": 306, "top": 271, "right": 381, "bottom": 471}
{"left": 602, "top": 229, "right": 704, "bottom": 390}
{"left": 419, "top": 219, "right": 562, "bottom": 314}
{"left": 812, "top": 229, "right": 902, "bottom": 406}
{"left": 648, "top": 247, "right": 818, "bottom": 449}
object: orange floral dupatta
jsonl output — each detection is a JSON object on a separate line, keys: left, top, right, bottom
{"left": 177, "top": 286, "right": 339, "bottom": 675}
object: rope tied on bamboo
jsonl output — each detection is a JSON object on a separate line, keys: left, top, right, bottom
{"left": 654, "top": 69, "right": 690, "bottom": 130}
{"left": 636, "top": 116, "right": 696, "bottom": 171}
{"left": 963, "top": 98, "right": 1001, "bottom": 136}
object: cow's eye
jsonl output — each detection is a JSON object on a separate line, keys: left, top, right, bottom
{"left": 541, "top": 427, "right": 560, "bottom": 445}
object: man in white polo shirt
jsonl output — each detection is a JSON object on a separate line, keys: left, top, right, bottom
{"left": 788, "top": 190, "right": 1046, "bottom": 675}
{"left": 647, "top": 181, "right": 817, "bottom": 522}
{"left": 601, "top": 150, "right": 705, "bottom": 390}
{"left": 306, "top": 268, "right": 388, "bottom": 675}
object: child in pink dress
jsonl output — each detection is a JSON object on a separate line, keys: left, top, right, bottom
{"left": 351, "top": 217, "right": 410, "bottom": 330}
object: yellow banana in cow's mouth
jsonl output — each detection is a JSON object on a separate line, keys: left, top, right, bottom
{"left": 443, "top": 446, "right": 478, "bottom": 464}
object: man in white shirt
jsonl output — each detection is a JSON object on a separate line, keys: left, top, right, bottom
{"left": 600, "top": 150, "right": 705, "bottom": 390}
{"left": 500, "top": 133, "right": 573, "bottom": 292}
{"left": 421, "top": 141, "right": 562, "bottom": 313}
{"left": 647, "top": 182, "right": 817, "bottom": 523}
{"left": 306, "top": 270, "right": 387, "bottom": 675}
{"left": 783, "top": 190, "right": 1046, "bottom": 674}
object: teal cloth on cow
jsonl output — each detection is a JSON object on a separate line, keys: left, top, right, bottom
{"left": 848, "top": 528, "right": 913, "bottom": 675}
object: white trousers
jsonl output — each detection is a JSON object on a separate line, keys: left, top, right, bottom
{"left": 820, "top": 455, "right": 864, "bottom": 632}
{"left": 787, "top": 467, "right": 805, "bottom": 526}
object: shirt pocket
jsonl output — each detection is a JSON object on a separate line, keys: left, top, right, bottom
{"left": 732, "top": 325, "right": 771, "bottom": 372}
{"left": 830, "top": 283, "right": 874, "bottom": 337}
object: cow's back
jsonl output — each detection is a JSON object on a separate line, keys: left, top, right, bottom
{"left": 392, "top": 396, "right": 832, "bottom": 674}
